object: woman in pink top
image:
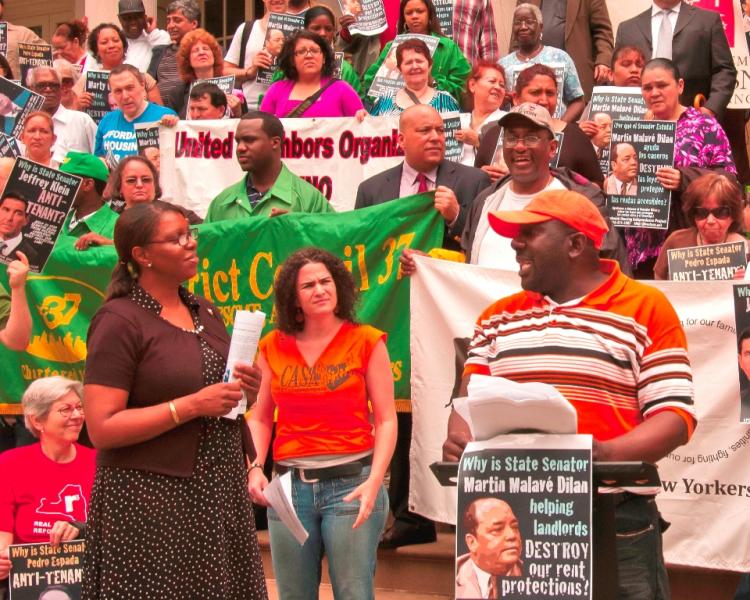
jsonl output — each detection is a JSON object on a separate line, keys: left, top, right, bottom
{"left": 260, "top": 30, "right": 366, "bottom": 118}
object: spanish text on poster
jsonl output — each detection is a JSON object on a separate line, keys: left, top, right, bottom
{"left": 367, "top": 34, "right": 439, "bottom": 98}
{"left": 433, "top": 0, "right": 454, "bottom": 37}
{"left": 84, "top": 70, "right": 111, "bottom": 124}
{"left": 443, "top": 113, "right": 462, "bottom": 162}
{"left": 456, "top": 436, "right": 592, "bottom": 600}
{"left": 0, "top": 157, "right": 81, "bottom": 273}
{"left": 0, "top": 77, "right": 45, "bottom": 138}
{"left": 9, "top": 540, "right": 84, "bottom": 600}
{"left": 338, "top": 0, "right": 388, "bottom": 36}
{"left": 17, "top": 42, "right": 53, "bottom": 87}
{"left": 607, "top": 119, "right": 675, "bottom": 229}
{"left": 256, "top": 13, "right": 305, "bottom": 86}
{"left": 668, "top": 241, "right": 746, "bottom": 281}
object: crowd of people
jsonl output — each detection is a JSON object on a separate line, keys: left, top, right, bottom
{"left": 0, "top": 0, "right": 746, "bottom": 597}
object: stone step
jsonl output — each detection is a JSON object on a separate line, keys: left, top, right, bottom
{"left": 257, "top": 530, "right": 455, "bottom": 597}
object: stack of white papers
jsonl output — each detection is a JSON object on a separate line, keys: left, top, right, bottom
{"left": 262, "top": 473, "right": 309, "bottom": 545}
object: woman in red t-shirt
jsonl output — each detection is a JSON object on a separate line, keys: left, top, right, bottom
{"left": 0, "top": 377, "right": 95, "bottom": 582}
{"left": 249, "top": 247, "right": 397, "bottom": 600}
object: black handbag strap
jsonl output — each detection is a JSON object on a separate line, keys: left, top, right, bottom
{"left": 284, "top": 78, "right": 340, "bottom": 118}
{"left": 238, "top": 20, "right": 254, "bottom": 68}
{"left": 404, "top": 88, "right": 422, "bottom": 105}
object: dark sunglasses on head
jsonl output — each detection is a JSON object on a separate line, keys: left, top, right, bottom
{"left": 692, "top": 206, "right": 732, "bottom": 220}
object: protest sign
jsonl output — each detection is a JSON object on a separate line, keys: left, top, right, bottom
{"left": 443, "top": 113, "right": 462, "bottom": 162}
{"left": 256, "top": 13, "right": 305, "bottom": 86}
{"left": 338, "top": 0, "right": 388, "bottom": 36}
{"left": 367, "top": 34, "right": 440, "bottom": 98}
{"left": 159, "top": 116, "right": 404, "bottom": 216}
{"left": 134, "top": 121, "right": 161, "bottom": 169}
{"left": 9, "top": 541, "right": 84, "bottom": 599}
{"left": 186, "top": 74, "right": 235, "bottom": 116}
{"left": 506, "top": 63, "right": 565, "bottom": 119}
{"left": 0, "top": 23, "right": 7, "bottom": 58}
{"left": 0, "top": 194, "right": 442, "bottom": 411}
{"left": 0, "top": 133, "right": 20, "bottom": 158}
{"left": 433, "top": 0, "right": 454, "bottom": 37}
{"left": 667, "top": 241, "right": 746, "bottom": 281}
{"left": 0, "top": 158, "right": 80, "bottom": 273}
{"left": 17, "top": 42, "right": 53, "bottom": 87}
{"left": 457, "top": 436, "right": 592, "bottom": 600}
{"left": 83, "top": 70, "right": 111, "bottom": 124}
{"left": 0, "top": 77, "right": 44, "bottom": 137}
{"left": 606, "top": 120, "right": 675, "bottom": 229}
{"left": 410, "top": 256, "right": 750, "bottom": 571}
{"left": 734, "top": 284, "right": 750, "bottom": 422}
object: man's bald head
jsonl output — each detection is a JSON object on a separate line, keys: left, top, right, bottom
{"left": 398, "top": 105, "right": 445, "bottom": 172}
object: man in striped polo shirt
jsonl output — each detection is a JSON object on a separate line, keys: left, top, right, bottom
{"left": 443, "top": 189, "right": 695, "bottom": 599}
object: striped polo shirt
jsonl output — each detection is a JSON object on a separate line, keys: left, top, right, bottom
{"left": 464, "top": 260, "right": 696, "bottom": 441}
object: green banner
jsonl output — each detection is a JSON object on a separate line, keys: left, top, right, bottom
{"left": 0, "top": 194, "right": 443, "bottom": 413}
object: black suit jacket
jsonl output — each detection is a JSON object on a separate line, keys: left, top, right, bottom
{"left": 0, "top": 236, "right": 40, "bottom": 268}
{"left": 354, "top": 159, "right": 491, "bottom": 250}
{"left": 615, "top": 2, "right": 736, "bottom": 117}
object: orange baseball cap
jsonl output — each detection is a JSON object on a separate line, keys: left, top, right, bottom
{"left": 488, "top": 190, "right": 609, "bottom": 248}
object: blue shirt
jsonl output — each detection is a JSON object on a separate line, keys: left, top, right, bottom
{"left": 94, "top": 102, "right": 176, "bottom": 163}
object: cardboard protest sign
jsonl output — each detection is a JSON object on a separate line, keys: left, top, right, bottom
{"left": 17, "top": 42, "right": 53, "bottom": 87}
{"left": 256, "top": 13, "right": 305, "bottom": 86}
{"left": 0, "top": 77, "right": 44, "bottom": 138}
{"left": 586, "top": 87, "right": 647, "bottom": 174}
{"left": 457, "top": 436, "right": 592, "bottom": 600}
{"left": 433, "top": 0, "right": 454, "bottom": 37}
{"left": 668, "top": 241, "right": 746, "bottom": 281}
{"left": 83, "top": 70, "right": 111, "bottom": 124}
{"left": 606, "top": 120, "right": 675, "bottom": 229}
{"left": 505, "top": 64, "right": 565, "bottom": 119}
{"left": 367, "top": 34, "right": 439, "bottom": 98}
{"left": 0, "top": 158, "right": 81, "bottom": 273}
{"left": 8, "top": 540, "right": 84, "bottom": 599}
{"left": 338, "top": 0, "right": 388, "bottom": 36}
{"left": 443, "top": 113, "right": 462, "bottom": 162}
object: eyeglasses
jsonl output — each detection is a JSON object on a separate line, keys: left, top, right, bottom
{"left": 61, "top": 78, "right": 75, "bottom": 87}
{"left": 513, "top": 18, "right": 538, "bottom": 27}
{"left": 148, "top": 227, "right": 199, "bottom": 248}
{"left": 57, "top": 404, "right": 84, "bottom": 418}
{"left": 693, "top": 206, "right": 732, "bottom": 220}
{"left": 123, "top": 175, "right": 154, "bottom": 186}
{"left": 33, "top": 81, "right": 61, "bottom": 91}
{"left": 294, "top": 47, "right": 322, "bottom": 57}
{"left": 503, "top": 134, "right": 544, "bottom": 148}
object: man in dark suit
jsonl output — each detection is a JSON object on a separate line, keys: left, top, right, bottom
{"left": 355, "top": 104, "right": 491, "bottom": 252}
{"left": 0, "top": 193, "right": 40, "bottom": 267}
{"left": 614, "top": 0, "right": 736, "bottom": 119}
{"left": 356, "top": 105, "right": 491, "bottom": 549}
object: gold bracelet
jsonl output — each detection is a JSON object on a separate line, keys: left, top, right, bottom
{"left": 168, "top": 400, "right": 181, "bottom": 424}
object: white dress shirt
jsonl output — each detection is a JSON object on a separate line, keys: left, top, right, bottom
{"left": 651, "top": 3, "right": 681, "bottom": 58}
{"left": 399, "top": 161, "right": 438, "bottom": 198}
{"left": 51, "top": 104, "right": 98, "bottom": 163}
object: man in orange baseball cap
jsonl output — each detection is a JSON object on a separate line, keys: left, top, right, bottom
{"left": 444, "top": 187, "right": 696, "bottom": 600}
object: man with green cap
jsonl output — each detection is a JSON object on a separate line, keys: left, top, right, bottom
{"left": 57, "top": 152, "right": 118, "bottom": 250}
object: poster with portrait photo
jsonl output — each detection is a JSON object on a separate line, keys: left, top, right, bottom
{"left": 338, "top": 0, "right": 388, "bottom": 36}
{"left": 367, "top": 34, "right": 440, "bottom": 99}
{"left": 733, "top": 284, "right": 750, "bottom": 422}
{"left": 8, "top": 540, "right": 84, "bottom": 600}
{"left": 255, "top": 13, "right": 305, "bottom": 86}
{"left": 606, "top": 120, "right": 675, "bottom": 229}
{"left": 456, "top": 436, "right": 592, "bottom": 600}
{"left": 186, "top": 74, "right": 235, "bottom": 117}
{"left": 585, "top": 87, "right": 647, "bottom": 174}
{"left": 433, "top": 0, "right": 454, "bottom": 37}
{"left": 0, "top": 158, "right": 81, "bottom": 273}
{"left": 505, "top": 63, "right": 565, "bottom": 119}
{"left": 0, "top": 77, "right": 44, "bottom": 138}
{"left": 84, "top": 70, "right": 112, "bottom": 125}
{"left": 0, "top": 133, "right": 20, "bottom": 158}
{"left": 17, "top": 42, "right": 53, "bottom": 87}
{"left": 134, "top": 121, "right": 161, "bottom": 173}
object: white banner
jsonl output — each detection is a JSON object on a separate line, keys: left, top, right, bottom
{"left": 159, "top": 116, "right": 403, "bottom": 217}
{"left": 410, "top": 255, "right": 750, "bottom": 571}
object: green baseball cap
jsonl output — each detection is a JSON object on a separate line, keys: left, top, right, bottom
{"left": 59, "top": 152, "right": 110, "bottom": 183}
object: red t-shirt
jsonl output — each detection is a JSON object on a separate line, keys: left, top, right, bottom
{"left": 0, "top": 443, "right": 96, "bottom": 543}
{"left": 259, "top": 322, "right": 385, "bottom": 462}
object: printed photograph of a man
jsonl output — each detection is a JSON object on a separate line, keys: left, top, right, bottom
{"left": 264, "top": 29, "right": 285, "bottom": 58}
{"left": 604, "top": 142, "right": 638, "bottom": 196}
{"left": 739, "top": 327, "right": 750, "bottom": 421}
{"left": 0, "top": 192, "right": 38, "bottom": 265}
{"left": 456, "top": 498, "right": 523, "bottom": 600}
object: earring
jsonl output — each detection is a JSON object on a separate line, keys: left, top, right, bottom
{"left": 147, "top": 262, "right": 153, "bottom": 268}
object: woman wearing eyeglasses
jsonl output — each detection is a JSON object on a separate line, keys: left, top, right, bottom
{"left": 654, "top": 173, "right": 746, "bottom": 279}
{"left": 0, "top": 377, "right": 95, "bottom": 585}
{"left": 81, "top": 201, "right": 268, "bottom": 599}
{"left": 260, "top": 30, "right": 365, "bottom": 118}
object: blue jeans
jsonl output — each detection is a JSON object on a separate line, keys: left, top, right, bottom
{"left": 268, "top": 465, "right": 388, "bottom": 600}
{"left": 616, "top": 495, "right": 670, "bottom": 600}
